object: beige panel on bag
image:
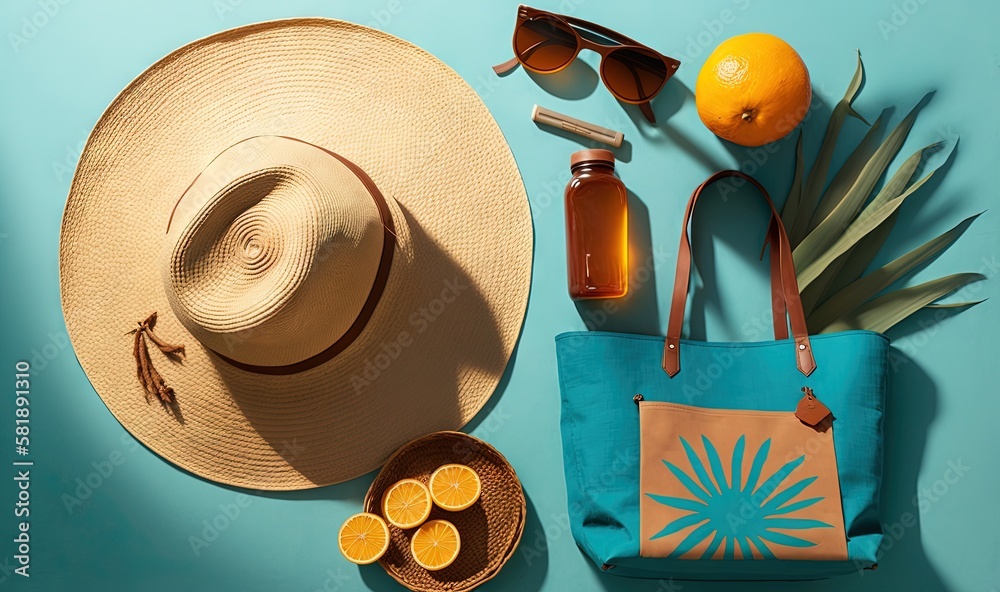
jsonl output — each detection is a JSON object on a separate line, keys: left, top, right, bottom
{"left": 639, "top": 402, "right": 848, "bottom": 561}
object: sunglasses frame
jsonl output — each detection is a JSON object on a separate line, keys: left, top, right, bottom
{"left": 498, "top": 5, "right": 681, "bottom": 123}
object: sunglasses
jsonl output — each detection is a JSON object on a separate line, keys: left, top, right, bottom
{"left": 493, "top": 5, "right": 680, "bottom": 124}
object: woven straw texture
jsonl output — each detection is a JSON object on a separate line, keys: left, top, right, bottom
{"left": 363, "top": 432, "right": 525, "bottom": 592}
{"left": 163, "top": 136, "right": 388, "bottom": 367}
{"left": 59, "top": 19, "right": 532, "bottom": 489}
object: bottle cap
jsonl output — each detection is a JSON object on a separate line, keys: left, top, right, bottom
{"left": 570, "top": 149, "right": 615, "bottom": 169}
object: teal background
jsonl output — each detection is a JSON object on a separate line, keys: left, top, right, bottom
{"left": 0, "top": 0, "right": 996, "bottom": 590}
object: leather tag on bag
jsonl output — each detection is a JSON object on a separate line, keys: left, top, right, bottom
{"left": 796, "top": 387, "right": 832, "bottom": 430}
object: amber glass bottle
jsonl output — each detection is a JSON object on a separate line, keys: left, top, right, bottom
{"left": 565, "top": 149, "right": 628, "bottom": 300}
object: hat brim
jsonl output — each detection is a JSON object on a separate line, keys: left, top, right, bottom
{"left": 59, "top": 18, "right": 532, "bottom": 489}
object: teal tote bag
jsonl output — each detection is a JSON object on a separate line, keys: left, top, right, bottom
{"left": 555, "top": 171, "right": 889, "bottom": 580}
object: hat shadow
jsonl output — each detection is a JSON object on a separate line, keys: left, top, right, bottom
{"left": 206, "top": 202, "right": 518, "bottom": 489}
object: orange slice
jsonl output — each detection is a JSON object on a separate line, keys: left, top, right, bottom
{"left": 429, "top": 464, "right": 482, "bottom": 511}
{"left": 338, "top": 512, "right": 389, "bottom": 565}
{"left": 382, "top": 478, "right": 432, "bottom": 529}
{"left": 410, "top": 519, "right": 461, "bottom": 571}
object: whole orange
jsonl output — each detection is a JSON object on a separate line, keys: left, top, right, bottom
{"left": 695, "top": 33, "right": 811, "bottom": 147}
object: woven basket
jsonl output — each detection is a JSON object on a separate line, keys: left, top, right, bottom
{"left": 363, "top": 431, "right": 526, "bottom": 591}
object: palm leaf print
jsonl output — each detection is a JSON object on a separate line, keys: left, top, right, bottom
{"left": 645, "top": 435, "right": 833, "bottom": 559}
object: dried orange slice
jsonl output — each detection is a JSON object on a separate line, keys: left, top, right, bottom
{"left": 410, "top": 519, "right": 461, "bottom": 571}
{"left": 429, "top": 464, "right": 482, "bottom": 511}
{"left": 338, "top": 512, "right": 389, "bottom": 565}
{"left": 382, "top": 478, "right": 432, "bottom": 529}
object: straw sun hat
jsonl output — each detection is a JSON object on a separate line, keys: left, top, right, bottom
{"left": 59, "top": 18, "right": 532, "bottom": 490}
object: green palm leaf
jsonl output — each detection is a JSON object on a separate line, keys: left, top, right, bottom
{"left": 926, "top": 300, "right": 986, "bottom": 309}
{"left": 821, "top": 273, "right": 986, "bottom": 334}
{"left": 793, "top": 106, "right": 925, "bottom": 278}
{"left": 812, "top": 101, "right": 922, "bottom": 229}
{"left": 786, "top": 52, "right": 867, "bottom": 247}
{"left": 821, "top": 143, "right": 944, "bottom": 300}
{"left": 780, "top": 54, "right": 980, "bottom": 334}
{"left": 797, "top": 115, "right": 887, "bottom": 312}
{"left": 798, "top": 113, "right": 929, "bottom": 315}
{"left": 795, "top": 167, "right": 936, "bottom": 290}
{"left": 780, "top": 132, "right": 805, "bottom": 232}
{"left": 807, "top": 112, "right": 885, "bottom": 232}
{"left": 808, "top": 213, "right": 982, "bottom": 330}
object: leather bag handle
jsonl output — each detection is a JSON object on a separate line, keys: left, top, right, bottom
{"left": 765, "top": 216, "right": 789, "bottom": 341}
{"left": 662, "top": 171, "right": 816, "bottom": 377}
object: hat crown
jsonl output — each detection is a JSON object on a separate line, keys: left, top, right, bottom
{"left": 162, "top": 136, "right": 385, "bottom": 367}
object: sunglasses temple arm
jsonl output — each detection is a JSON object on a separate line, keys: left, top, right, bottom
{"left": 638, "top": 101, "right": 655, "bottom": 124}
{"left": 493, "top": 38, "right": 576, "bottom": 76}
{"left": 493, "top": 56, "right": 520, "bottom": 75}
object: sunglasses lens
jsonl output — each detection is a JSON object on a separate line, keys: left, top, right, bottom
{"left": 602, "top": 47, "right": 669, "bottom": 102}
{"left": 514, "top": 17, "right": 578, "bottom": 73}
